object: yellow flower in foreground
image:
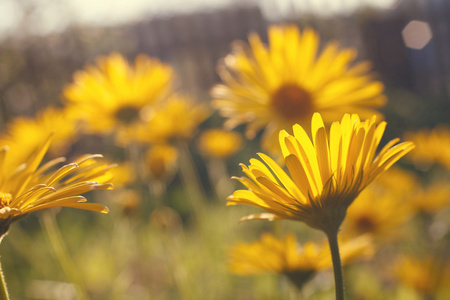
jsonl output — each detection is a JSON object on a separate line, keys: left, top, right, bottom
{"left": 405, "top": 126, "right": 450, "bottom": 170}
{"left": 135, "top": 95, "right": 210, "bottom": 144}
{"left": 228, "top": 113, "right": 414, "bottom": 234}
{"left": 0, "top": 138, "right": 114, "bottom": 236}
{"left": 64, "top": 53, "right": 173, "bottom": 145}
{"left": 229, "top": 233, "right": 373, "bottom": 288}
{"left": 212, "top": 25, "right": 386, "bottom": 152}
{"left": 197, "top": 129, "right": 243, "bottom": 159}
{"left": 0, "top": 107, "right": 77, "bottom": 171}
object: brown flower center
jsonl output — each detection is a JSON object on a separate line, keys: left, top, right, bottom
{"left": 271, "top": 84, "right": 313, "bottom": 120}
{"left": 115, "top": 105, "right": 141, "bottom": 124}
{"left": 0, "top": 193, "right": 12, "bottom": 209}
{"left": 356, "top": 215, "right": 376, "bottom": 233}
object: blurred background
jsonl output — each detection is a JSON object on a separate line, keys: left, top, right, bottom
{"left": 0, "top": 0, "right": 449, "bottom": 299}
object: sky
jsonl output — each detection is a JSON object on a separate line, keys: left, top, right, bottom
{"left": 0, "top": 0, "right": 399, "bottom": 40}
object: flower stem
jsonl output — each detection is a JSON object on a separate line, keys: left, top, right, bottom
{"left": 0, "top": 260, "right": 10, "bottom": 300}
{"left": 41, "top": 211, "right": 89, "bottom": 300}
{"left": 326, "top": 230, "right": 345, "bottom": 300}
{"left": 177, "top": 141, "right": 206, "bottom": 214}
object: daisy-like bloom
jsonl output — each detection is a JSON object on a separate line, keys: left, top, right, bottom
{"left": 0, "top": 138, "right": 114, "bottom": 237}
{"left": 135, "top": 95, "right": 210, "bottom": 144}
{"left": 341, "top": 184, "right": 413, "bottom": 241}
{"left": 405, "top": 126, "right": 450, "bottom": 170}
{"left": 0, "top": 106, "right": 78, "bottom": 171}
{"left": 228, "top": 113, "right": 414, "bottom": 235}
{"left": 410, "top": 181, "right": 450, "bottom": 214}
{"left": 64, "top": 53, "right": 173, "bottom": 145}
{"left": 212, "top": 25, "right": 386, "bottom": 152}
{"left": 197, "top": 129, "right": 243, "bottom": 159}
{"left": 394, "top": 254, "right": 450, "bottom": 297}
{"left": 341, "top": 167, "right": 418, "bottom": 240}
{"left": 229, "top": 233, "right": 373, "bottom": 289}
{"left": 145, "top": 144, "right": 179, "bottom": 181}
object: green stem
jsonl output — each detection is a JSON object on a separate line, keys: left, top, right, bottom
{"left": 0, "top": 259, "right": 10, "bottom": 300}
{"left": 326, "top": 230, "right": 345, "bottom": 300}
{"left": 177, "top": 141, "right": 206, "bottom": 214}
{"left": 41, "top": 211, "right": 89, "bottom": 300}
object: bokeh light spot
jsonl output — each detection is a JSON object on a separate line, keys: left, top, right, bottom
{"left": 402, "top": 20, "right": 433, "bottom": 50}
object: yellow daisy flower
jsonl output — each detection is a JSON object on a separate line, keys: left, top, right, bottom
{"left": 145, "top": 144, "right": 179, "bottom": 181}
{"left": 229, "top": 233, "right": 373, "bottom": 289}
{"left": 0, "top": 138, "right": 114, "bottom": 236}
{"left": 341, "top": 167, "right": 418, "bottom": 240}
{"left": 197, "top": 129, "right": 243, "bottom": 159}
{"left": 212, "top": 25, "right": 386, "bottom": 152}
{"left": 405, "top": 126, "right": 450, "bottom": 170}
{"left": 64, "top": 53, "right": 173, "bottom": 145}
{"left": 342, "top": 185, "right": 413, "bottom": 240}
{"left": 0, "top": 107, "right": 78, "bottom": 171}
{"left": 410, "top": 181, "right": 450, "bottom": 214}
{"left": 394, "top": 254, "right": 450, "bottom": 297}
{"left": 135, "top": 94, "right": 210, "bottom": 144}
{"left": 228, "top": 113, "right": 414, "bottom": 234}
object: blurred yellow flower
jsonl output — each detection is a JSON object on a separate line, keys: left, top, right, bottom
{"left": 229, "top": 233, "right": 373, "bottom": 288}
{"left": 394, "top": 255, "right": 450, "bottom": 297}
{"left": 228, "top": 113, "right": 414, "bottom": 234}
{"left": 342, "top": 185, "right": 413, "bottom": 240}
{"left": 410, "top": 181, "right": 450, "bottom": 214}
{"left": 135, "top": 95, "right": 210, "bottom": 144}
{"left": 212, "top": 25, "right": 386, "bottom": 152}
{"left": 405, "top": 126, "right": 450, "bottom": 170}
{"left": 197, "top": 129, "right": 243, "bottom": 159}
{"left": 0, "top": 138, "right": 114, "bottom": 236}
{"left": 0, "top": 107, "right": 77, "bottom": 171}
{"left": 64, "top": 53, "right": 173, "bottom": 145}
{"left": 145, "top": 144, "right": 179, "bottom": 180}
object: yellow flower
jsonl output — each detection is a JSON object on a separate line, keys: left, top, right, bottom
{"left": 0, "top": 107, "right": 78, "bottom": 171}
{"left": 228, "top": 113, "right": 414, "bottom": 234}
{"left": 197, "top": 129, "right": 243, "bottom": 159}
{"left": 341, "top": 167, "right": 418, "bottom": 240}
{"left": 394, "top": 254, "right": 450, "bottom": 297}
{"left": 342, "top": 185, "right": 413, "bottom": 240}
{"left": 145, "top": 144, "right": 179, "bottom": 180}
{"left": 212, "top": 25, "right": 386, "bottom": 152}
{"left": 229, "top": 233, "right": 373, "bottom": 288}
{"left": 64, "top": 53, "right": 173, "bottom": 145}
{"left": 405, "top": 126, "right": 450, "bottom": 170}
{"left": 135, "top": 95, "right": 210, "bottom": 144}
{"left": 410, "top": 181, "right": 450, "bottom": 214}
{"left": 0, "top": 138, "right": 114, "bottom": 236}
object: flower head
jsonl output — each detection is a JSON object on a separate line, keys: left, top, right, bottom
{"left": 197, "top": 129, "right": 243, "bottom": 159}
{"left": 212, "top": 25, "right": 386, "bottom": 152}
{"left": 228, "top": 233, "right": 373, "bottom": 289}
{"left": 64, "top": 53, "right": 173, "bottom": 145}
{"left": 135, "top": 95, "right": 210, "bottom": 144}
{"left": 405, "top": 126, "right": 450, "bottom": 170}
{"left": 0, "top": 138, "right": 114, "bottom": 236}
{"left": 0, "top": 107, "right": 78, "bottom": 170}
{"left": 228, "top": 113, "right": 414, "bottom": 234}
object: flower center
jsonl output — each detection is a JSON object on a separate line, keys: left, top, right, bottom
{"left": 355, "top": 215, "right": 376, "bottom": 233}
{"left": 271, "top": 84, "right": 313, "bottom": 120}
{"left": 115, "top": 106, "right": 141, "bottom": 124}
{"left": 0, "top": 193, "right": 12, "bottom": 209}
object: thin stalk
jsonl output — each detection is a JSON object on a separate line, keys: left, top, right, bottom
{"left": 326, "top": 230, "right": 345, "bottom": 300}
{"left": 41, "top": 211, "right": 89, "bottom": 300}
{"left": 177, "top": 141, "right": 206, "bottom": 214}
{"left": 206, "top": 158, "right": 233, "bottom": 201}
{"left": 0, "top": 260, "right": 10, "bottom": 300}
